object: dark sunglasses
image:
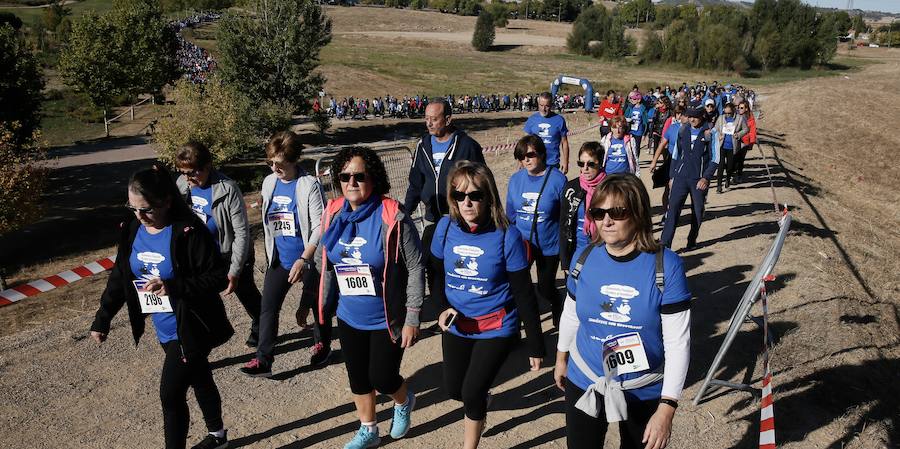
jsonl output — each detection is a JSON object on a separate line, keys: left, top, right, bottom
{"left": 450, "top": 190, "right": 485, "bottom": 202}
{"left": 338, "top": 172, "right": 367, "bottom": 183}
{"left": 126, "top": 204, "right": 155, "bottom": 214}
{"left": 515, "top": 151, "right": 540, "bottom": 161}
{"left": 576, "top": 161, "right": 599, "bottom": 168}
{"left": 705, "top": 104, "right": 715, "bottom": 108}
{"left": 588, "top": 206, "right": 628, "bottom": 221}
{"left": 177, "top": 168, "right": 200, "bottom": 177}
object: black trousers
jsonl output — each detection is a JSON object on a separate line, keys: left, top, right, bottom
{"left": 441, "top": 332, "right": 517, "bottom": 420}
{"left": 257, "top": 262, "right": 330, "bottom": 367}
{"left": 734, "top": 143, "right": 751, "bottom": 177}
{"left": 564, "top": 378, "right": 659, "bottom": 449}
{"left": 533, "top": 247, "right": 561, "bottom": 327}
{"left": 232, "top": 258, "right": 261, "bottom": 341}
{"left": 716, "top": 147, "right": 734, "bottom": 187}
{"left": 661, "top": 176, "right": 708, "bottom": 247}
{"left": 338, "top": 318, "right": 405, "bottom": 395}
{"left": 160, "top": 341, "right": 222, "bottom": 449}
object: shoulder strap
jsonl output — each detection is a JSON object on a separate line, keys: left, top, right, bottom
{"left": 529, "top": 168, "right": 554, "bottom": 243}
{"left": 569, "top": 243, "right": 596, "bottom": 281}
{"left": 655, "top": 249, "right": 665, "bottom": 294}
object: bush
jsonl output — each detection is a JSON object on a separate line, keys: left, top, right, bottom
{"left": 639, "top": 30, "right": 664, "bottom": 63}
{"left": 567, "top": 6, "right": 628, "bottom": 59}
{"left": 154, "top": 78, "right": 293, "bottom": 165}
{"left": 471, "top": 11, "right": 495, "bottom": 51}
{"left": 311, "top": 109, "right": 331, "bottom": 135}
{"left": 0, "top": 123, "right": 47, "bottom": 236}
{"left": 486, "top": 3, "right": 509, "bottom": 28}
{"left": 0, "top": 24, "right": 45, "bottom": 148}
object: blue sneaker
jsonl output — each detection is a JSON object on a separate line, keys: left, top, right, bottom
{"left": 344, "top": 425, "right": 380, "bottom": 449}
{"left": 390, "top": 388, "right": 416, "bottom": 439}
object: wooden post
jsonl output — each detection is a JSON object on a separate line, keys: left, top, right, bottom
{"left": 130, "top": 104, "right": 135, "bottom": 121}
{"left": 104, "top": 109, "right": 109, "bottom": 137}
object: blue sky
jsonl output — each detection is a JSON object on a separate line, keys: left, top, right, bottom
{"left": 800, "top": 0, "right": 900, "bottom": 14}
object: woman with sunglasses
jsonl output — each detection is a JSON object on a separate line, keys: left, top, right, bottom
{"left": 555, "top": 174, "right": 692, "bottom": 449}
{"left": 506, "top": 135, "right": 567, "bottom": 327}
{"left": 241, "top": 130, "right": 329, "bottom": 378}
{"left": 733, "top": 99, "right": 757, "bottom": 184}
{"left": 430, "top": 160, "right": 544, "bottom": 448}
{"left": 175, "top": 142, "right": 261, "bottom": 348}
{"left": 600, "top": 116, "right": 639, "bottom": 176}
{"left": 713, "top": 102, "right": 748, "bottom": 193}
{"left": 90, "top": 165, "right": 234, "bottom": 449}
{"left": 559, "top": 142, "right": 605, "bottom": 275}
{"left": 317, "top": 147, "right": 424, "bottom": 449}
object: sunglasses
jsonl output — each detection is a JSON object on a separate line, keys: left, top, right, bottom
{"left": 267, "top": 159, "right": 291, "bottom": 169}
{"left": 515, "top": 151, "right": 541, "bottom": 161}
{"left": 576, "top": 161, "right": 599, "bottom": 168}
{"left": 588, "top": 206, "right": 628, "bottom": 221}
{"left": 450, "top": 190, "right": 485, "bottom": 202}
{"left": 177, "top": 168, "right": 200, "bottom": 177}
{"left": 338, "top": 172, "right": 367, "bottom": 183}
{"left": 126, "top": 204, "right": 155, "bottom": 214}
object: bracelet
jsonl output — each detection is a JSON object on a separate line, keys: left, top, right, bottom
{"left": 659, "top": 398, "right": 679, "bottom": 409}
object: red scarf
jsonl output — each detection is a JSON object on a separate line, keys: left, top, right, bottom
{"left": 580, "top": 171, "right": 606, "bottom": 237}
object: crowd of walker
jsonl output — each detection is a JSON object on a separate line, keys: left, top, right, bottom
{"left": 89, "top": 79, "right": 758, "bottom": 449}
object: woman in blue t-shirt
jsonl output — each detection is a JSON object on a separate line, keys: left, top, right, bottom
{"left": 316, "top": 147, "right": 425, "bottom": 449}
{"left": 559, "top": 141, "right": 605, "bottom": 273}
{"left": 600, "top": 116, "right": 639, "bottom": 177}
{"left": 174, "top": 142, "right": 261, "bottom": 349}
{"left": 506, "top": 135, "right": 567, "bottom": 327}
{"left": 554, "top": 174, "right": 692, "bottom": 449}
{"left": 241, "top": 131, "right": 330, "bottom": 378}
{"left": 431, "top": 160, "right": 545, "bottom": 449}
{"left": 90, "top": 165, "right": 233, "bottom": 449}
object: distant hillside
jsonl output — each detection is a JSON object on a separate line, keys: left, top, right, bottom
{"left": 655, "top": 0, "right": 753, "bottom": 8}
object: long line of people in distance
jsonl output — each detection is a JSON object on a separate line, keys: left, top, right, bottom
{"left": 91, "top": 79, "right": 758, "bottom": 449}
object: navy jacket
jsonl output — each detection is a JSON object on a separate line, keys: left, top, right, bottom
{"left": 670, "top": 123, "right": 719, "bottom": 181}
{"left": 404, "top": 129, "right": 484, "bottom": 222}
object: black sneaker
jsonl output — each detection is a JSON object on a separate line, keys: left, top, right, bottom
{"left": 191, "top": 431, "right": 228, "bottom": 449}
{"left": 245, "top": 334, "right": 258, "bottom": 348}
{"left": 309, "top": 343, "right": 332, "bottom": 366}
{"left": 239, "top": 358, "right": 272, "bottom": 378}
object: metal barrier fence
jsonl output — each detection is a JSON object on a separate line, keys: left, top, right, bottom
{"left": 314, "top": 145, "right": 426, "bottom": 233}
{"left": 692, "top": 209, "right": 792, "bottom": 405}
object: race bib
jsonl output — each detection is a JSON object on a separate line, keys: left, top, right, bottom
{"left": 723, "top": 122, "right": 736, "bottom": 135}
{"left": 602, "top": 332, "right": 650, "bottom": 377}
{"left": 268, "top": 211, "right": 296, "bottom": 237}
{"left": 133, "top": 279, "right": 173, "bottom": 313}
{"left": 335, "top": 264, "right": 376, "bottom": 296}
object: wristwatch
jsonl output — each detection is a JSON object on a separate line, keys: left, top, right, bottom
{"left": 659, "top": 398, "right": 679, "bottom": 409}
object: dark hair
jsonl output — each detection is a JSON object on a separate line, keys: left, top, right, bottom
{"left": 606, "top": 89, "right": 616, "bottom": 97}
{"left": 175, "top": 141, "right": 212, "bottom": 169}
{"left": 128, "top": 164, "right": 192, "bottom": 221}
{"left": 330, "top": 147, "right": 391, "bottom": 197}
{"left": 578, "top": 141, "right": 602, "bottom": 162}
{"left": 514, "top": 134, "right": 546, "bottom": 161}
{"left": 538, "top": 92, "right": 553, "bottom": 102}
{"left": 265, "top": 130, "right": 303, "bottom": 163}
{"left": 430, "top": 97, "right": 453, "bottom": 117}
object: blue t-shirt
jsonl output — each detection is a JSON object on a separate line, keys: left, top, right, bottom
{"left": 268, "top": 179, "right": 304, "bottom": 270}
{"left": 190, "top": 185, "right": 219, "bottom": 239}
{"left": 627, "top": 104, "right": 646, "bottom": 136}
{"left": 130, "top": 225, "right": 178, "bottom": 343}
{"left": 565, "top": 246, "right": 692, "bottom": 400}
{"left": 722, "top": 116, "right": 735, "bottom": 150}
{"left": 431, "top": 218, "right": 529, "bottom": 339}
{"left": 506, "top": 168, "right": 567, "bottom": 256}
{"left": 574, "top": 202, "right": 591, "bottom": 260}
{"left": 326, "top": 203, "right": 386, "bottom": 330}
{"left": 664, "top": 121, "right": 682, "bottom": 156}
{"left": 604, "top": 137, "right": 630, "bottom": 175}
{"left": 430, "top": 135, "right": 452, "bottom": 173}
{"left": 523, "top": 112, "right": 568, "bottom": 166}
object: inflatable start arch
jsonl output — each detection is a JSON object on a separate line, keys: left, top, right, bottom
{"left": 550, "top": 75, "right": 595, "bottom": 111}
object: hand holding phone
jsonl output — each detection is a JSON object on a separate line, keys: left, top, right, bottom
{"left": 439, "top": 308, "right": 458, "bottom": 332}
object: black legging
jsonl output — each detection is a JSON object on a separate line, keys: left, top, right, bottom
{"left": 338, "top": 318, "right": 405, "bottom": 395}
{"left": 160, "top": 341, "right": 222, "bottom": 449}
{"left": 442, "top": 332, "right": 517, "bottom": 420}
{"left": 232, "top": 257, "right": 261, "bottom": 341}
{"left": 257, "top": 262, "right": 330, "bottom": 367}
{"left": 733, "top": 143, "right": 751, "bottom": 177}
{"left": 716, "top": 147, "right": 734, "bottom": 187}
{"left": 533, "top": 248, "right": 561, "bottom": 327}
{"left": 564, "top": 378, "right": 659, "bottom": 449}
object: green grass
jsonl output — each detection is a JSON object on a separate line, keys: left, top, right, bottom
{"left": 0, "top": 0, "right": 114, "bottom": 25}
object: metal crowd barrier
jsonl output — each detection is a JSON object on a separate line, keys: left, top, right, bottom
{"left": 692, "top": 210, "right": 792, "bottom": 405}
{"left": 314, "top": 145, "right": 426, "bottom": 234}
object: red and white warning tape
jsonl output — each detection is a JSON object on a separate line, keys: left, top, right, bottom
{"left": 759, "top": 274, "right": 776, "bottom": 449}
{"left": 0, "top": 256, "right": 117, "bottom": 306}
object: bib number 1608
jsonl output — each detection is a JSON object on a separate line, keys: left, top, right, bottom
{"left": 344, "top": 276, "right": 368, "bottom": 290}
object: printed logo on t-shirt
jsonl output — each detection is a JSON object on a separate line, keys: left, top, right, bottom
{"left": 432, "top": 152, "right": 446, "bottom": 171}
{"left": 272, "top": 195, "right": 292, "bottom": 211}
{"left": 448, "top": 282, "right": 466, "bottom": 291}
{"left": 136, "top": 251, "right": 165, "bottom": 280}
{"left": 452, "top": 245, "right": 483, "bottom": 276}
{"left": 468, "top": 285, "right": 487, "bottom": 295}
{"left": 521, "top": 192, "right": 539, "bottom": 213}
{"left": 190, "top": 195, "right": 209, "bottom": 221}
{"left": 537, "top": 123, "right": 552, "bottom": 138}
{"left": 338, "top": 236, "right": 367, "bottom": 264}
{"left": 597, "top": 284, "right": 640, "bottom": 323}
